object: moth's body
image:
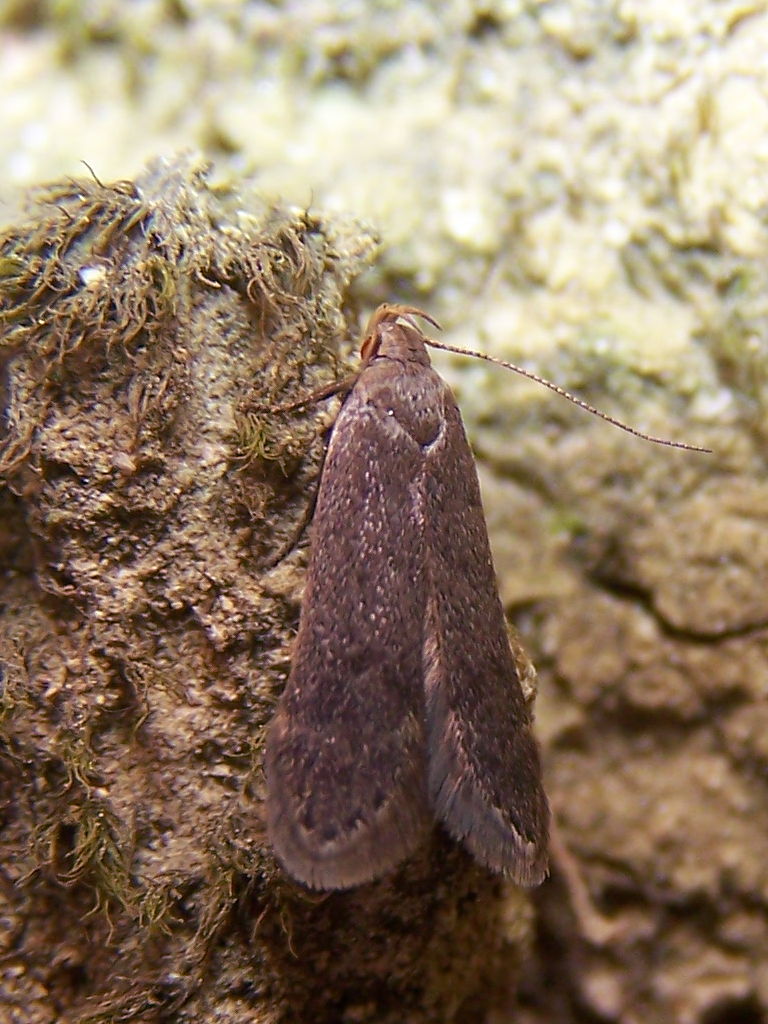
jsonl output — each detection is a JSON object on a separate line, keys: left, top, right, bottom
{"left": 265, "top": 306, "right": 550, "bottom": 890}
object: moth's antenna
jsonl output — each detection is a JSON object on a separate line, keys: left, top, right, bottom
{"left": 425, "top": 337, "right": 712, "bottom": 454}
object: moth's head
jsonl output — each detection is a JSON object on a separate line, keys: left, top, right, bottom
{"left": 360, "top": 304, "right": 441, "bottom": 362}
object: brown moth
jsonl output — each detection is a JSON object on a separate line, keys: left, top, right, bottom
{"left": 265, "top": 305, "right": 550, "bottom": 890}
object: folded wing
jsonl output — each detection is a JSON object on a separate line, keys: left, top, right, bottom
{"left": 265, "top": 389, "right": 432, "bottom": 889}
{"left": 422, "top": 393, "right": 550, "bottom": 886}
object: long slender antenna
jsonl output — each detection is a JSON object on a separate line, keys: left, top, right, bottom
{"left": 424, "top": 337, "right": 712, "bottom": 454}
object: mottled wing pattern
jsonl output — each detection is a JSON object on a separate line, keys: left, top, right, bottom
{"left": 265, "top": 385, "right": 431, "bottom": 889}
{"left": 423, "top": 390, "right": 550, "bottom": 885}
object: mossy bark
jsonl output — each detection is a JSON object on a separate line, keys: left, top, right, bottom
{"left": 0, "top": 156, "right": 533, "bottom": 1023}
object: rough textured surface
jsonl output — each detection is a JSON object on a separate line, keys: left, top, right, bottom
{"left": 0, "top": 158, "right": 534, "bottom": 1022}
{"left": 2, "top": 2, "right": 768, "bottom": 1023}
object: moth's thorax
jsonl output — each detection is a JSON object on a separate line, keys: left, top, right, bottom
{"left": 373, "top": 321, "right": 433, "bottom": 367}
{"left": 357, "top": 325, "right": 445, "bottom": 448}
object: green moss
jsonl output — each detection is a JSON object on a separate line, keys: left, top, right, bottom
{"left": 67, "top": 798, "right": 134, "bottom": 909}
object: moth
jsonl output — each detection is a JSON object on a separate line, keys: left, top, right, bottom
{"left": 265, "top": 304, "right": 550, "bottom": 890}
